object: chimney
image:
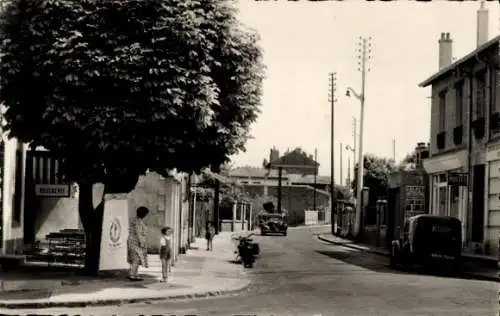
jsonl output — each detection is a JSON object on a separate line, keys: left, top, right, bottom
{"left": 476, "top": 1, "right": 489, "bottom": 47}
{"left": 438, "top": 32, "right": 453, "bottom": 69}
{"left": 269, "top": 146, "right": 279, "bottom": 163}
{"left": 415, "top": 142, "right": 429, "bottom": 169}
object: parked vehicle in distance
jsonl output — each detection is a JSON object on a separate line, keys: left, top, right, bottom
{"left": 259, "top": 212, "right": 288, "bottom": 236}
{"left": 390, "top": 214, "right": 462, "bottom": 270}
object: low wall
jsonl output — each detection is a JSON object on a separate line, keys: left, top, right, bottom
{"left": 220, "top": 219, "right": 249, "bottom": 232}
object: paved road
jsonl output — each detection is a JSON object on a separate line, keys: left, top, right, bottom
{"left": 7, "top": 227, "right": 498, "bottom": 316}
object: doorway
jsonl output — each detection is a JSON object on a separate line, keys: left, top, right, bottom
{"left": 471, "top": 164, "right": 485, "bottom": 242}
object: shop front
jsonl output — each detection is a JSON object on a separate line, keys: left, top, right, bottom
{"left": 0, "top": 136, "right": 27, "bottom": 256}
{"left": 484, "top": 144, "right": 500, "bottom": 257}
{"left": 423, "top": 150, "right": 468, "bottom": 243}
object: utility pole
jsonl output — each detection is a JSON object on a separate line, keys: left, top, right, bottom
{"left": 353, "top": 117, "right": 357, "bottom": 170}
{"left": 392, "top": 138, "right": 396, "bottom": 162}
{"left": 339, "top": 142, "right": 343, "bottom": 187}
{"left": 346, "top": 144, "right": 355, "bottom": 188}
{"left": 328, "top": 72, "right": 337, "bottom": 233}
{"left": 346, "top": 36, "right": 372, "bottom": 239}
{"left": 347, "top": 155, "right": 351, "bottom": 187}
{"left": 313, "top": 148, "right": 318, "bottom": 211}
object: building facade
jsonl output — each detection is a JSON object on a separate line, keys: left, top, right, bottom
{"left": 225, "top": 147, "right": 332, "bottom": 226}
{"left": 0, "top": 137, "right": 28, "bottom": 255}
{"left": 421, "top": 4, "right": 499, "bottom": 256}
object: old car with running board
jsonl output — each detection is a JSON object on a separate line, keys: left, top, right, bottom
{"left": 259, "top": 212, "right": 288, "bottom": 236}
{"left": 390, "top": 214, "right": 462, "bottom": 271}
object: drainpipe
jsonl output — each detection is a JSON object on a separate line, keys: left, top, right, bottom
{"left": 466, "top": 66, "right": 474, "bottom": 250}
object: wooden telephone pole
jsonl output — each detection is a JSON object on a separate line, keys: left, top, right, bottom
{"left": 328, "top": 72, "right": 337, "bottom": 232}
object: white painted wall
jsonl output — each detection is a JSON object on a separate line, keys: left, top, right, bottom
{"left": 35, "top": 196, "right": 80, "bottom": 240}
{"left": 1, "top": 138, "right": 26, "bottom": 254}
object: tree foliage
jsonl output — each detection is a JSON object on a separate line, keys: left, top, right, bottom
{"left": 351, "top": 154, "right": 396, "bottom": 205}
{"left": 0, "top": 0, "right": 264, "bottom": 186}
{"left": 398, "top": 151, "right": 417, "bottom": 171}
{"left": 0, "top": 0, "right": 264, "bottom": 274}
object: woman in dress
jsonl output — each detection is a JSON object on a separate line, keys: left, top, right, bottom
{"left": 127, "top": 206, "right": 149, "bottom": 281}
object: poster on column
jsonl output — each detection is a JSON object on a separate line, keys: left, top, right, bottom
{"left": 99, "top": 198, "right": 129, "bottom": 271}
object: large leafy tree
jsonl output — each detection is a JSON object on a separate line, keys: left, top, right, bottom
{"left": 398, "top": 151, "right": 417, "bottom": 171}
{"left": 351, "top": 154, "right": 396, "bottom": 206}
{"left": 0, "top": 0, "right": 264, "bottom": 274}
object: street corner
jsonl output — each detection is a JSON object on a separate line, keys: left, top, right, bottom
{"left": 0, "top": 274, "right": 253, "bottom": 309}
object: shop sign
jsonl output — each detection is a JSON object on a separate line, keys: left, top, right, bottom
{"left": 486, "top": 145, "right": 500, "bottom": 162}
{"left": 447, "top": 172, "right": 468, "bottom": 186}
{"left": 35, "top": 184, "right": 70, "bottom": 197}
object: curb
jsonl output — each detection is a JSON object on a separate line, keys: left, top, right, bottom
{"left": 317, "top": 235, "right": 500, "bottom": 283}
{"left": 289, "top": 224, "right": 331, "bottom": 230}
{"left": 317, "top": 235, "right": 389, "bottom": 257}
{"left": 0, "top": 281, "right": 251, "bottom": 309}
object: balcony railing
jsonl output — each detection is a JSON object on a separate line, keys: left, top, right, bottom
{"left": 453, "top": 125, "right": 463, "bottom": 145}
{"left": 472, "top": 117, "right": 485, "bottom": 139}
{"left": 490, "top": 112, "right": 500, "bottom": 133}
{"left": 436, "top": 131, "right": 446, "bottom": 150}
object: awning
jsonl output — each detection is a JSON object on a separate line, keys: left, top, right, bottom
{"left": 422, "top": 150, "right": 467, "bottom": 174}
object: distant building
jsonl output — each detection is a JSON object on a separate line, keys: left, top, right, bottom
{"left": 226, "top": 147, "right": 332, "bottom": 226}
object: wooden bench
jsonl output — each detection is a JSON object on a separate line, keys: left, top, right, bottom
{"left": 0, "top": 255, "right": 26, "bottom": 271}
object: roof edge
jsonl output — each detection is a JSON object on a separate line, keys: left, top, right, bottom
{"left": 419, "top": 34, "right": 500, "bottom": 88}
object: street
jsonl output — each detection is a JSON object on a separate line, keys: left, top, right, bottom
{"left": 7, "top": 227, "right": 498, "bottom": 316}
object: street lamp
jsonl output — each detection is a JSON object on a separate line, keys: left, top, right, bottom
{"left": 345, "top": 36, "right": 372, "bottom": 239}
{"left": 346, "top": 86, "right": 365, "bottom": 239}
{"left": 345, "top": 144, "right": 355, "bottom": 187}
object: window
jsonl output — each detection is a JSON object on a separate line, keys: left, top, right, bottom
{"left": 475, "top": 71, "right": 487, "bottom": 118}
{"left": 438, "top": 186, "right": 447, "bottom": 216}
{"left": 449, "top": 185, "right": 459, "bottom": 219}
{"left": 438, "top": 173, "right": 447, "bottom": 183}
{"left": 455, "top": 81, "right": 464, "bottom": 125}
{"left": 438, "top": 90, "right": 447, "bottom": 131}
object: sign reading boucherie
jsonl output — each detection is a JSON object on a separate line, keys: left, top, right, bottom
{"left": 35, "top": 184, "right": 70, "bottom": 197}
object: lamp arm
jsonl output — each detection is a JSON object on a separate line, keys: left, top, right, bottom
{"left": 347, "top": 87, "right": 362, "bottom": 100}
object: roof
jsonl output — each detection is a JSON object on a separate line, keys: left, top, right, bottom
{"left": 200, "top": 168, "right": 235, "bottom": 185}
{"left": 288, "top": 174, "right": 330, "bottom": 184}
{"left": 419, "top": 34, "right": 500, "bottom": 88}
{"left": 268, "top": 148, "right": 319, "bottom": 169}
{"left": 409, "top": 214, "right": 461, "bottom": 222}
{"left": 227, "top": 167, "right": 287, "bottom": 179}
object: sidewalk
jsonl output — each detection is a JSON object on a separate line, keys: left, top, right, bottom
{"left": 318, "top": 234, "right": 500, "bottom": 282}
{"left": 0, "top": 232, "right": 250, "bottom": 309}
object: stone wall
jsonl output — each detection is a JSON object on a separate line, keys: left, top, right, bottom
{"left": 267, "top": 185, "right": 330, "bottom": 226}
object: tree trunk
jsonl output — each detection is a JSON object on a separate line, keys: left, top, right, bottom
{"left": 78, "top": 181, "right": 105, "bottom": 276}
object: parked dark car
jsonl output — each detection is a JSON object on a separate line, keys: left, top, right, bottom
{"left": 390, "top": 215, "right": 462, "bottom": 270}
{"left": 259, "top": 213, "right": 288, "bottom": 236}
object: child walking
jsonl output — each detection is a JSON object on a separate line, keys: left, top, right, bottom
{"left": 159, "top": 226, "right": 173, "bottom": 283}
{"left": 205, "top": 221, "right": 216, "bottom": 251}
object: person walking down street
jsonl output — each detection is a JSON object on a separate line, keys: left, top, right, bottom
{"left": 159, "top": 226, "right": 173, "bottom": 283}
{"left": 205, "top": 221, "right": 216, "bottom": 251}
{"left": 127, "top": 206, "right": 150, "bottom": 281}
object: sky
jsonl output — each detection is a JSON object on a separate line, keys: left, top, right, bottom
{"left": 229, "top": 0, "right": 500, "bottom": 182}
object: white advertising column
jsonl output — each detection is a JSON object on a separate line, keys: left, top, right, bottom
{"left": 99, "top": 196, "right": 129, "bottom": 271}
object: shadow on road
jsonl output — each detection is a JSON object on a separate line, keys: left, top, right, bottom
{"left": 316, "top": 249, "right": 491, "bottom": 282}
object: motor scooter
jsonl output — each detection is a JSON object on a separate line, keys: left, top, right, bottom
{"left": 232, "top": 233, "right": 259, "bottom": 268}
